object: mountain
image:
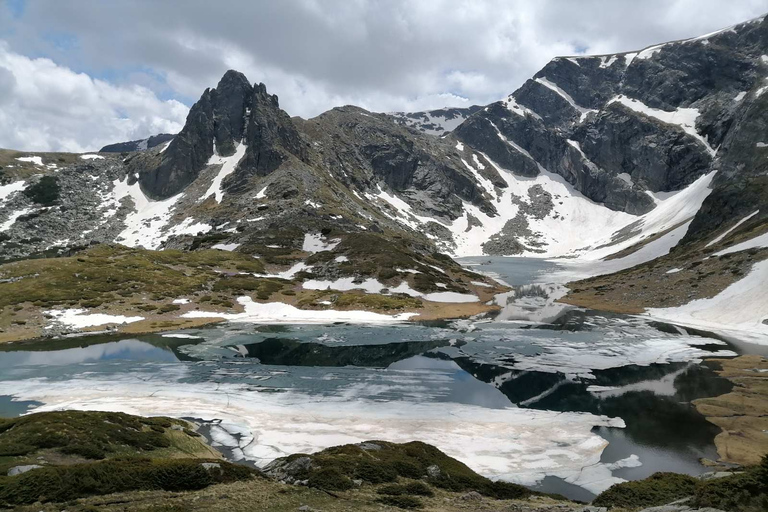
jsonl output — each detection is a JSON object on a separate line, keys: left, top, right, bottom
{"left": 0, "top": 14, "right": 767, "bottom": 340}
{"left": 99, "top": 133, "right": 175, "bottom": 153}
{"left": 387, "top": 106, "right": 483, "bottom": 136}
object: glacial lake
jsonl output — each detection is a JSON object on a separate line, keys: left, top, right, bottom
{"left": 0, "top": 257, "right": 757, "bottom": 500}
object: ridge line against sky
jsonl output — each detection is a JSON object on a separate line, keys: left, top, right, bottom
{"left": 0, "top": 0, "right": 767, "bottom": 153}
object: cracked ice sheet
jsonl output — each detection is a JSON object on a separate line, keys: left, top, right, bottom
{"left": 504, "top": 336, "right": 734, "bottom": 379}
{"left": 0, "top": 373, "right": 626, "bottom": 491}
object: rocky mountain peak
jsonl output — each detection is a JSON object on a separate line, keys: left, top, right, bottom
{"left": 211, "top": 69, "right": 253, "bottom": 157}
{"left": 138, "top": 71, "right": 305, "bottom": 199}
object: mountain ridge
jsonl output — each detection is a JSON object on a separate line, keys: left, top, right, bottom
{"left": 0, "top": 13, "right": 767, "bottom": 341}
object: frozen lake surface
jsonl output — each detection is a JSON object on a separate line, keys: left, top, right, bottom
{"left": 0, "top": 257, "right": 747, "bottom": 499}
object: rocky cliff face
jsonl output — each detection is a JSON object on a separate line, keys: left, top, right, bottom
{"left": 2, "top": 15, "right": 767, "bottom": 265}
{"left": 454, "top": 14, "right": 768, "bottom": 243}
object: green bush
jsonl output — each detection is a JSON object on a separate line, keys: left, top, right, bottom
{"left": 377, "top": 481, "right": 434, "bottom": 497}
{"left": 0, "top": 411, "right": 175, "bottom": 460}
{"left": 0, "top": 458, "right": 255, "bottom": 506}
{"left": 693, "top": 457, "right": 768, "bottom": 511}
{"left": 375, "top": 495, "right": 424, "bottom": 509}
{"left": 307, "top": 467, "right": 353, "bottom": 491}
{"left": 23, "top": 176, "right": 60, "bottom": 206}
{"left": 593, "top": 472, "right": 697, "bottom": 509}
{"left": 274, "top": 441, "right": 541, "bottom": 501}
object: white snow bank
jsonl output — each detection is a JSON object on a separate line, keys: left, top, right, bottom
{"left": 565, "top": 171, "right": 716, "bottom": 270}
{"left": 302, "top": 233, "right": 340, "bottom": 253}
{"left": 211, "top": 243, "right": 240, "bottom": 252}
{"left": 706, "top": 210, "right": 759, "bottom": 247}
{"left": 15, "top": 156, "right": 43, "bottom": 166}
{"left": 172, "top": 299, "right": 190, "bottom": 305}
{"left": 0, "top": 181, "right": 25, "bottom": 204}
{"left": 261, "top": 262, "right": 312, "bottom": 280}
{"left": 714, "top": 231, "right": 768, "bottom": 257}
{"left": 303, "top": 277, "right": 479, "bottom": 303}
{"left": 182, "top": 296, "right": 417, "bottom": 324}
{"left": 0, "top": 207, "right": 33, "bottom": 232}
{"left": 111, "top": 177, "right": 181, "bottom": 249}
{"left": 201, "top": 142, "right": 247, "bottom": 203}
{"left": 646, "top": 259, "right": 768, "bottom": 345}
{"left": 45, "top": 309, "right": 144, "bottom": 329}
{"left": 80, "top": 154, "right": 104, "bottom": 160}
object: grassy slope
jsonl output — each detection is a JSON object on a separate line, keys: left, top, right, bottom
{"left": 0, "top": 411, "right": 260, "bottom": 507}
{"left": 561, "top": 220, "right": 768, "bottom": 314}
{"left": 594, "top": 457, "right": 768, "bottom": 511}
{"left": 0, "top": 232, "right": 507, "bottom": 343}
{"left": 0, "top": 413, "right": 574, "bottom": 511}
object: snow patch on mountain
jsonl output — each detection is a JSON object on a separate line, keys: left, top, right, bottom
{"left": 0, "top": 181, "right": 25, "bottom": 205}
{"left": 201, "top": 142, "right": 247, "bottom": 203}
{"left": 609, "top": 95, "right": 714, "bottom": 155}
{"left": 15, "top": 156, "right": 43, "bottom": 166}
{"left": 388, "top": 106, "right": 481, "bottom": 136}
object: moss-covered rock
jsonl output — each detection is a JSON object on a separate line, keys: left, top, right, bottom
{"left": 594, "top": 457, "right": 768, "bottom": 511}
{"left": 592, "top": 472, "right": 697, "bottom": 509}
{"left": 266, "top": 440, "right": 544, "bottom": 500}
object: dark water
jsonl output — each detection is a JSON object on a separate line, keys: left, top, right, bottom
{"left": 0, "top": 257, "right": 747, "bottom": 500}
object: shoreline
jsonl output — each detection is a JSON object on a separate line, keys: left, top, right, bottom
{"left": 0, "top": 298, "right": 501, "bottom": 346}
{"left": 694, "top": 355, "right": 768, "bottom": 466}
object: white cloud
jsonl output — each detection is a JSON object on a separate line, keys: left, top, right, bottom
{"left": 0, "top": 42, "right": 187, "bottom": 152}
{"left": 0, "top": 0, "right": 766, "bottom": 151}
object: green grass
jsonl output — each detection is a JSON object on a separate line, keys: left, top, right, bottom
{"left": 213, "top": 276, "right": 288, "bottom": 300}
{"left": 375, "top": 495, "right": 424, "bottom": 509}
{"left": 276, "top": 441, "right": 546, "bottom": 500}
{"left": 297, "top": 291, "right": 422, "bottom": 311}
{"left": 377, "top": 481, "right": 434, "bottom": 497}
{"left": 0, "top": 411, "right": 185, "bottom": 463}
{"left": 0, "top": 457, "right": 256, "bottom": 506}
{"left": 0, "top": 244, "right": 265, "bottom": 310}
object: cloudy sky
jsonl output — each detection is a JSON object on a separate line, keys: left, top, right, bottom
{"left": 1, "top": 0, "right": 767, "bottom": 152}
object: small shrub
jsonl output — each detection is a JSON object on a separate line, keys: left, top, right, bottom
{"left": 23, "top": 176, "right": 60, "bottom": 206}
{"left": 307, "top": 467, "right": 353, "bottom": 491}
{"left": 375, "top": 495, "right": 424, "bottom": 509}
{"left": 377, "top": 481, "right": 434, "bottom": 497}
{"left": 593, "top": 472, "right": 698, "bottom": 509}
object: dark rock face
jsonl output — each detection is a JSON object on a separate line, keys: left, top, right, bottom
{"left": 211, "top": 70, "right": 253, "bottom": 157}
{"left": 99, "top": 133, "right": 175, "bottom": 153}
{"left": 454, "top": 15, "right": 768, "bottom": 223}
{"left": 141, "top": 88, "right": 217, "bottom": 198}
{"left": 233, "top": 83, "right": 307, "bottom": 181}
{"left": 684, "top": 90, "right": 768, "bottom": 244}
{"left": 298, "top": 106, "right": 499, "bottom": 220}
{"left": 139, "top": 72, "right": 309, "bottom": 200}
{"left": 577, "top": 103, "right": 713, "bottom": 192}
